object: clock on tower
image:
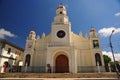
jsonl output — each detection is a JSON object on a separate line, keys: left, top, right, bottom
{"left": 57, "top": 30, "right": 66, "bottom": 38}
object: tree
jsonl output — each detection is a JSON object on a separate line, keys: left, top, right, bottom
{"left": 110, "top": 61, "right": 120, "bottom": 72}
{"left": 103, "top": 55, "right": 111, "bottom": 72}
{"left": 103, "top": 55, "right": 111, "bottom": 64}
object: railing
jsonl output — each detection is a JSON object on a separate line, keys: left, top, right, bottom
{"left": 48, "top": 42, "right": 74, "bottom": 47}
{"left": 19, "top": 66, "right": 106, "bottom": 73}
{"left": 22, "top": 66, "right": 46, "bottom": 73}
{"left": 52, "top": 22, "right": 71, "bottom": 25}
{"left": 1, "top": 66, "right": 107, "bottom": 73}
{"left": 2, "top": 65, "right": 120, "bottom": 73}
{"left": 77, "top": 66, "right": 105, "bottom": 73}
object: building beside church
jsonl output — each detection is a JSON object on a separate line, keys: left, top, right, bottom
{"left": 23, "top": 4, "right": 105, "bottom": 73}
{"left": 0, "top": 39, "right": 24, "bottom": 73}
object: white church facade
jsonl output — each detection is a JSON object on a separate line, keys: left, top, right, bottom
{"left": 23, "top": 4, "right": 105, "bottom": 73}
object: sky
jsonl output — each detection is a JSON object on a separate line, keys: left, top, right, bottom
{"left": 0, "top": 0, "right": 120, "bottom": 61}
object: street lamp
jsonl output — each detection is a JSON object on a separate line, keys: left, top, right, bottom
{"left": 109, "top": 30, "right": 119, "bottom": 79}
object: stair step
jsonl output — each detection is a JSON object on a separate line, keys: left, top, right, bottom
{"left": 0, "top": 73, "right": 117, "bottom": 78}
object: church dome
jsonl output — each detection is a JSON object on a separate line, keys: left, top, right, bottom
{"left": 90, "top": 27, "right": 96, "bottom": 32}
{"left": 57, "top": 4, "right": 66, "bottom": 9}
{"left": 30, "top": 30, "right": 36, "bottom": 35}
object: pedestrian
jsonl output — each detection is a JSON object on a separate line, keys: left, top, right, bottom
{"left": 3, "top": 64, "right": 6, "bottom": 73}
{"left": 47, "top": 64, "right": 51, "bottom": 73}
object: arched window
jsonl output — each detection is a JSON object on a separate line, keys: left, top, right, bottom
{"left": 7, "top": 48, "right": 11, "bottom": 54}
{"left": 93, "top": 40, "right": 99, "bottom": 48}
{"left": 25, "top": 54, "right": 31, "bottom": 66}
{"left": 95, "top": 53, "right": 102, "bottom": 66}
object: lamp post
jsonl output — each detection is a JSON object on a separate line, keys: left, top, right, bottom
{"left": 109, "top": 30, "right": 119, "bottom": 79}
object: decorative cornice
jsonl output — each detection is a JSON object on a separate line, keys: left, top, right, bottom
{"left": 0, "top": 39, "right": 24, "bottom": 51}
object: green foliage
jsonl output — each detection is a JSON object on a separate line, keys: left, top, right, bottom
{"left": 103, "top": 55, "right": 112, "bottom": 72}
{"left": 110, "top": 61, "right": 119, "bottom": 66}
{"left": 103, "top": 55, "right": 111, "bottom": 64}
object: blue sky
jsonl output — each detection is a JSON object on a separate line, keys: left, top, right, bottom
{"left": 0, "top": 0, "right": 120, "bottom": 61}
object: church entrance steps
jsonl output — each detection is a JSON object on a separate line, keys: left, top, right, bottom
{"left": 0, "top": 73, "right": 117, "bottom": 78}
{"left": 0, "top": 78, "right": 118, "bottom": 80}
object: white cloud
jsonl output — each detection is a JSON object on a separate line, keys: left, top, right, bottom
{"left": 0, "top": 28, "right": 16, "bottom": 39}
{"left": 98, "top": 27, "right": 120, "bottom": 37}
{"left": 115, "top": 12, "right": 120, "bottom": 16}
{"left": 102, "top": 51, "right": 120, "bottom": 62}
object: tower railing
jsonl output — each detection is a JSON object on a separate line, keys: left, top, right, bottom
{"left": 52, "top": 22, "right": 71, "bottom": 25}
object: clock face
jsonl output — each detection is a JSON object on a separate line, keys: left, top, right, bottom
{"left": 57, "top": 30, "right": 65, "bottom": 38}
{"left": 60, "top": 11, "right": 63, "bottom": 14}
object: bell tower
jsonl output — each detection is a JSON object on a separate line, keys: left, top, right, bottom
{"left": 51, "top": 4, "right": 71, "bottom": 45}
{"left": 28, "top": 30, "right": 36, "bottom": 40}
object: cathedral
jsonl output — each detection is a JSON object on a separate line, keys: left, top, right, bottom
{"left": 23, "top": 4, "right": 105, "bottom": 73}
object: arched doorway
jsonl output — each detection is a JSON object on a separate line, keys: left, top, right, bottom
{"left": 25, "top": 54, "right": 31, "bottom": 66}
{"left": 95, "top": 53, "right": 102, "bottom": 66}
{"left": 55, "top": 54, "right": 69, "bottom": 73}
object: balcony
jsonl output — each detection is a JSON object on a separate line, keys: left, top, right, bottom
{"left": 48, "top": 42, "right": 73, "bottom": 47}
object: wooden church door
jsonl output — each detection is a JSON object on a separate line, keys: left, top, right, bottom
{"left": 55, "top": 55, "right": 69, "bottom": 73}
